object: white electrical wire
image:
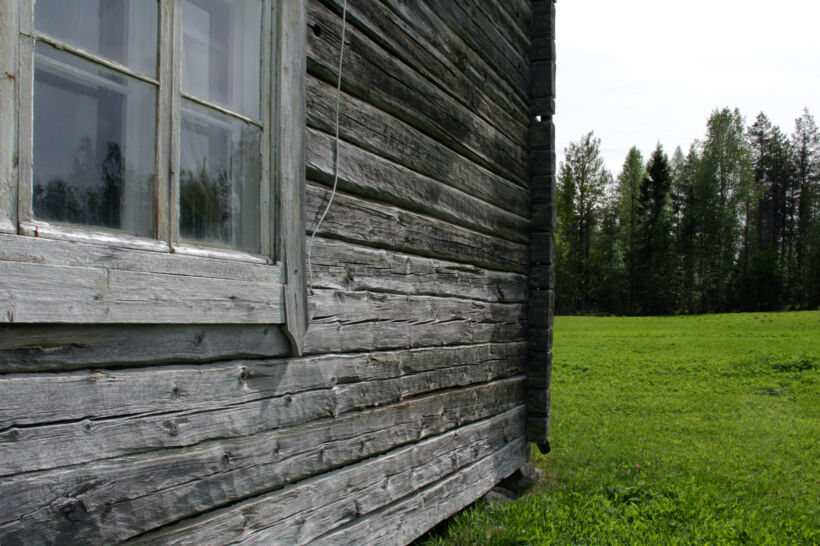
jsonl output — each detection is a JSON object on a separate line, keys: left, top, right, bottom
{"left": 307, "top": 0, "right": 348, "bottom": 297}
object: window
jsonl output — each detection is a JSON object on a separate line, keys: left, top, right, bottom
{"left": 0, "top": 0, "right": 307, "bottom": 352}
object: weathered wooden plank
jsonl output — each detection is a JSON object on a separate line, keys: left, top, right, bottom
{"left": 316, "top": 0, "right": 528, "bottom": 138}
{"left": 309, "top": 238, "right": 527, "bottom": 303}
{"left": 0, "top": 342, "right": 525, "bottom": 427}
{"left": 306, "top": 1, "right": 528, "bottom": 185}
{"left": 0, "top": 345, "right": 524, "bottom": 475}
{"left": 312, "top": 437, "right": 529, "bottom": 545}
{"left": 306, "top": 76, "right": 530, "bottom": 218}
{"left": 529, "top": 289, "right": 555, "bottom": 329}
{"left": 468, "top": 0, "right": 530, "bottom": 59}
{"left": 278, "top": 0, "right": 309, "bottom": 355}
{"left": 0, "top": 233, "right": 280, "bottom": 282}
{"left": 378, "top": 0, "right": 529, "bottom": 118}
{"left": 498, "top": 0, "right": 533, "bottom": 41}
{"left": 0, "top": 377, "right": 525, "bottom": 544}
{"left": 0, "top": 260, "right": 285, "bottom": 324}
{"left": 0, "top": 0, "right": 17, "bottom": 232}
{"left": 526, "top": 351, "right": 553, "bottom": 390}
{"left": 305, "top": 183, "right": 528, "bottom": 274}
{"left": 305, "top": 288, "right": 526, "bottom": 354}
{"left": 126, "top": 408, "right": 526, "bottom": 545}
{"left": 307, "top": 129, "right": 530, "bottom": 244}
{"left": 0, "top": 324, "right": 291, "bottom": 372}
{"left": 418, "top": 0, "right": 528, "bottom": 99}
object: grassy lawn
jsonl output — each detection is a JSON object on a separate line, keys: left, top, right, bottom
{"left": 422, "top": 312, "right": 820, "bottom": 545}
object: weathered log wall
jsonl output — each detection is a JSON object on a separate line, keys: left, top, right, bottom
{"left": 0, "top": 1, "right": 554, "bottom": 543}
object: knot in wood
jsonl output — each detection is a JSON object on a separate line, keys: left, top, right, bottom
{"left": 164, "top": 421, "right": 179, "bottom": 436}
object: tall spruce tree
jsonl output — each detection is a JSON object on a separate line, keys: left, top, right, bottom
{"left": 737, "top": 113, "right": 782, "bottom": 310}
{"left": 634, "top": 145, "right": 676, "bottom": 314}
{"left": 616, "top": 147, "right": 645, "bottom": 313}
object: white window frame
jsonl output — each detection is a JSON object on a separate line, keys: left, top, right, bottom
{"left": 0, "top": 0, "right": 308, "bottom": 353}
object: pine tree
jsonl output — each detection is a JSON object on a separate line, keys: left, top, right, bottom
{"left": 791, "top": 109, "right": 820, "bottom": 307}
{"left": 616, "top": 147, "right": 645, "bottom": 313}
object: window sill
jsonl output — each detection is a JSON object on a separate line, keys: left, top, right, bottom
{"left": 0, "top": 232, "right": 285, "bottom": 324}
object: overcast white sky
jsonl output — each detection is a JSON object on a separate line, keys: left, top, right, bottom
{"left": 554, "top": 0, "right": 820, "bottom": 176}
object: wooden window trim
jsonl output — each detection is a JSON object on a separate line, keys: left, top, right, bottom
{"left": 0, "top": 0, "right": 308, "bottom": 354}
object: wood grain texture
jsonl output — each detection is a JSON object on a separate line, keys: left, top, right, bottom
{"left": 306, "top": 127, "right": 530, "bottom": 243}
{"left": 312, "top": 437, "right": 528, "bottom": 545}
{"left": 124, "top": 408, "right": 526, "bottom": 545}
{"left": 0, "top": 377, "right": 524, "bottom": 544}
{"left": 378, "top": 0, "right": 528, "bottom": 119}
{"left": 309, "top": 238, "right": 527, "bottom": 303}
{"left": 278, "top": 0, "right": 309, "bottom": 355}
{"left": 306, "top": 75, "right": 530, "bottom": 218}
{"left": 305, "top": 183, "right": 528, "bottom": 274}
{"left": 0, "top": 344, "right": 525, "bottom": 474}
{"left": 316, "top": 0, "right": 528, "bottom": 138}
{"left": 0, "top": 324, "right": 291, "bottom": 371}
{"left": 305, "top": 288, "right": 526, "bottom": 354}
{"left": 0, "top": 0, "right": 17, "bottom": 231}
{"left": 306, "top": 1, "right": 528, "bottom": 185}
{"left": 0, "top": 260, "right": 285, "bottom": 324}
{"left": 419, "top": 0, "right": 528, "bottom": 99}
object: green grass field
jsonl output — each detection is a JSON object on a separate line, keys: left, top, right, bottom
{"left": 423, "top": 312, "right": 820, "bottom": 545}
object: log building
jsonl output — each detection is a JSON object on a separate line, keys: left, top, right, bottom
{"left": 0, "top": 0, "right": 556, "bottom": 543}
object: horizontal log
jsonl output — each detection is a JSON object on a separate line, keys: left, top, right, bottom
{"left": 499, "top": 0, "right": 533, "bottom": 40}
{"left": 0, "top": 377, "right": 525, "bottom": 544}
{"left": 306, "top": 183, "right": 528, "bottom": 273}
{"left": 306, "top": 128, "right": 529, "bottom": 243}
{"left": 313, "top": 436, "right": 528, "bottom": 545}
{"left": 307, "top": 1, "right": 528, "bottom": 185}
{"left": 0, "top": 232, "right": 279, "bottom": 283}
{"left": 467, "top": 0, "right": 530, "bottom": 59}
{"left": 126, "top": 408, "right": 526, "bottom": 545}
{"left": 305, "top": 288, "right": 526, "bottom": 354}
{"left": 0, "top": 324, "right": 290, "bottom": 372}
{"left": 0, "top": 344, "right": 525, "bottom": 475}
{"left": 306, "top": 77, "right": 530, "bottom": 219}
{"left": 309, "top": 238, "right": 527, "bottom": 303}
{"left": 420, "top": 0, "right": 529, "bottom": 98}
{"left": 0, "top": 260, "right": 284, "bottom": 324}
{"left": 316, "top": 0, "right": 528, "bottom": 136}
{"left": 0, "top": 342, "right": 525, "bottom": 427}
{"left": 379, "top": 0, "right": 528, "bottom": 117}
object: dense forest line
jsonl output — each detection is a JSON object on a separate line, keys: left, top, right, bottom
{"left": 555, "top": 107, "right": 820, "bottom": 315}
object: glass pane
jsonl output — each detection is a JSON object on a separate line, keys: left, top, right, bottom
{"left": 33, "top": 43, "right": 156, "bottom": 237}
{"left": 182, "top": 0, "right": 262, "bottom": 119}
{"left": 34, "top": 0, "right": 158, "bottom": 78}
{"left": 179, "top": 100, "right": 261, "bottom": 253}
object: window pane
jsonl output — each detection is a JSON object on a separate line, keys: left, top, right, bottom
{"left": 179, "top": 100, "right": 261, "bottom": 253}
{"left": 34, "top": 0, "right": 158, "bottom": 78}
{"left": 33, "top": 43, "right": 156, "bottom": 237}
{"left": 182, "top": 0, "right": 262, "bottom": 120}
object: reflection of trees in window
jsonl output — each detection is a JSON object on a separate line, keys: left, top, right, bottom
{"left": 179, "top": 165, "right": 232, "bottom": 244}
{"left": 33, "top": 137, "right": 124, "bottom": 229}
